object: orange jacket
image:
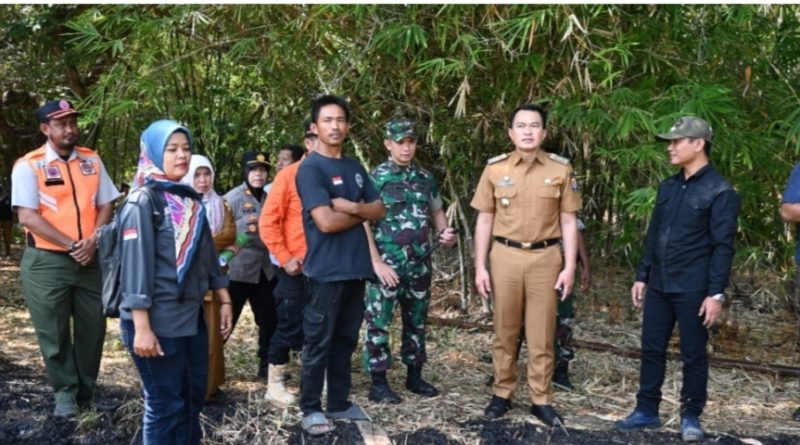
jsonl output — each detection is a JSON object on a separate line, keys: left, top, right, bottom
{"left": 22, "top": 145, "right": 102, "bottom": 251}
{"left": 260, "top": 160, "right": 306, "bottom": 266}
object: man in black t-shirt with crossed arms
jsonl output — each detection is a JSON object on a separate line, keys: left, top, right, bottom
{"left": 295, "top": 95, "right": 386, "bottom": 435}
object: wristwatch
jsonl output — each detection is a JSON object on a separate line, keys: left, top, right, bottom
{"left": 710, "top": 293, "right": 726, "bottom": 303}
{"left": 68, "top": 241, "right": 78, "bottom": 252}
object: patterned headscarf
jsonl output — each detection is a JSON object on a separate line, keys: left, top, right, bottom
{"left": 134, "top": 119, "right": 206, "bottom": 290}
{"left": 181, "top": 154, "right": 225, "bottom": 235}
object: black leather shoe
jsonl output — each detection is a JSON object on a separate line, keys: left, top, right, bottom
{"left": 531, "top": 404, "right": 564, "bottom": 426}
{"left": 793, "top": 407, "right": 800, "bottom": 421}
{"left": 368, "top": 381, "right": 402, "bottom": 404}
{"left": 405, "top": 364, "right": 439, "bottom": 397}
{"left": 552, "top": 362, "right": 574, "bottom": 391}
{"left": 484, "top": 395, "right": 511, "bottom": 419}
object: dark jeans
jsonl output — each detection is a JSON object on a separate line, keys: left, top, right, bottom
{"left": 229, "top": 271, "right": 277, "bottom": 364}
{"left": 636, "top": 288, "right": 709, "bottom": 417}
{"left": 268, "top": 268, "right": 306, "bottom": 365}
{"left": 299, "top": 279, "right": 365, "bottom": 416}
{"left": 121, "top": 317, "right": 208, "bottom": 445}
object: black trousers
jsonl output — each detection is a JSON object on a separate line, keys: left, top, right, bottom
{"left": 299, "top": 279, "right": 365, "bottom": 416}
{"left": 636, "top": 288, "right": 709, "bottom": 417}
{"left": 229, "top": 271, "right": 277, "bottom": 365}
{"left": 268, "top": 268, "right": 306, "bottom": 365}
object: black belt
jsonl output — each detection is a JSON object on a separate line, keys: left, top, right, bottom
{"left": 494, "top": 236, "right": 561, "bottom": 250}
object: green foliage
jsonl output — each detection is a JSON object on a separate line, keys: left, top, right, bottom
{"left": 2, "top": 4, "right": 800, "bottom": 273}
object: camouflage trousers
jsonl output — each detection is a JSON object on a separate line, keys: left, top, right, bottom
{"left": 362, "top": 265, "right": 432, "bottom": 373}
{"left": 555, "top": 292, "right": 576, "bottom": 365}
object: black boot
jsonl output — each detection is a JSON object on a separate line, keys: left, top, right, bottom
{"left": 405, "top": 364, "right": 439, "bottom": 397}
{"left": 368, "top": 371, "right": 401, "bottom": 404}
{"left": 552, "top": 361, "right": 574, "bottom": 391}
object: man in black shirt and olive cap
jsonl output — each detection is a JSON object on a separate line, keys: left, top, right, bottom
{"left": 615, "top": 116, "right": 740, "bottom": 442}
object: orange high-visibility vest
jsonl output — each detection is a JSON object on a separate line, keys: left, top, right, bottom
{"left": 21, "top": 145, "right": 102, "bottom": 251}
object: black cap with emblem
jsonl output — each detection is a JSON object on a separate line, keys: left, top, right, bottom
{"left": 37, "top": 99, "right": 80, "bottom": 123}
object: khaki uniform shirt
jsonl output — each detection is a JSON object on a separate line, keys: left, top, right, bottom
{"left": 470, "top": 150, "right": 581, "bottom": 242}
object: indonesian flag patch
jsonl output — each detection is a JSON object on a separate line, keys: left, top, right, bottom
{"left": 122, "top": 228, "right": 138, "bottom": 241}
{"left": 332, "top": 176, "right": 343, "bottom": 186}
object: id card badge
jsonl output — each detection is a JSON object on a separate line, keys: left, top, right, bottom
{"left": 79, "top": 160, "right": 97, "bottom": 175}
{"left": 44, "top": 165, "right": 64, "bottom": 186}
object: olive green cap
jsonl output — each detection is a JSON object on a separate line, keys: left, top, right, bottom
{"left": 656, "top": 116, "right": 713, "bottom": 142}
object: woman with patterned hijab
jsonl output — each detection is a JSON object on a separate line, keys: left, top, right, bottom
{"left": 118, "top": 120, "right": 233, "bottom": 444}
{"left": 182, "top": 154, "right": 237, "bottom": 401}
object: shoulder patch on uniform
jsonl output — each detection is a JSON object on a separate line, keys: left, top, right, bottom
{"left": 548, "top": 153, "right": 571, "bottom": 165}
{"left": 487, "top": 153, "right": 509, "bottom": 165}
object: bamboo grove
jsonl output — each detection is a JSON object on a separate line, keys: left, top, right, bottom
{"left": 2, "top": 4, "right": 800, "bottom": 280}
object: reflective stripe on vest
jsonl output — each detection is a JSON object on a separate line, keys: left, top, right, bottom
{"left": 24, "top": 145, "right": 101, "bottom": 251}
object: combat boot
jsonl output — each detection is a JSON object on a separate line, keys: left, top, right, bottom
{"left": 368, "top": 371, "right": 401, "bottom": 404}
{"left": 405, "top": 364, "right": 439, "bottom": 397}
{"left": 552, "top": 361, "right": 574, "bottom": 390}
{"left": 265, "top": 364, "right": 297, "bottom": 406}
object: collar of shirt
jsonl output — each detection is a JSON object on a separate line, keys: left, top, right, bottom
{"left": 385, "top": 158, "right": 416, "bottom": 175}
{"left": 44, "top": 142, "right": 86, "bottom": 164}
{"left": 679, "top": 162, "right": 712, "bottom": 183}
{"left": 508, "top": 149, "right": 548, "bottom": 166}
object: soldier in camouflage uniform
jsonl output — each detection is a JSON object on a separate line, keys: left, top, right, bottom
{"left": 362, "top": 119, "right": 458, "bottom": 404}
{"left": 553, "top": 218, "right": 591, "bottom": 389}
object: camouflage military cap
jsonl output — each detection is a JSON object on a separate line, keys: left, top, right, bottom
{"left": 656, "top": 116, "right": 713, "bottom": 142}
{"left": 385, "top": 119, "right": 417, "bottom": 142}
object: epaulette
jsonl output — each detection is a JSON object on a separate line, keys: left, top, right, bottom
{"left": 548, "top": 153, "right": 570, "bottom": 165}
{"left": 487, "top": 153, "right": 509, "bottom": 165}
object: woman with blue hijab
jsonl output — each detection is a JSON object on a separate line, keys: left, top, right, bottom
{"left": 118, "top": 119, "right": 233, "bottom": 444}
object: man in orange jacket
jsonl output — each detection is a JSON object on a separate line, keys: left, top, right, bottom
{"left": 259, "top": 122, "right": 318, "bottom": 405}
{"left": 11, "top": 99, "right": 120, "bottom": 417}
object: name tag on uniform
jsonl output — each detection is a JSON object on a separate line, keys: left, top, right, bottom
{"left": 79, "top": 160, "right": 97, "bottom": 175}
{"left": 332, "top": 176, "right": 343, "bottom": 186}
{"left": 43, "top": 165, "right": 64, "bottom": 186}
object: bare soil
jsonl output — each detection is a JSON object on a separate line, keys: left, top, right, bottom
{"left": 1, "top": 245, "right": 799, "bottom": 444}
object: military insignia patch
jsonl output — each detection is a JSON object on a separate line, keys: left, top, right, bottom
{"left": 332, "top": 176, "right": 343, "bottom": 186}
{"left": 570, "top": 174, "right": 579, "bottom": 192}
{"left": 548, "top": 153, "right": 570, "bottom": 165}
{"left": 487, "top": 153, "right": 509, "bottom": 165}
{"left": 498, "top": 176, "right": 515, "bottom": 186}
{"left": 355, "top": 173, "right": 364, "bottom": 188}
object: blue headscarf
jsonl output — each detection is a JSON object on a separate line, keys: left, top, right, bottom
{"left": 133, "top": 119, "right": 206, "bottom": 290}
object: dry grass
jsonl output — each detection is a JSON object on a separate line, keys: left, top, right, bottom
{"left": 1, "top": 252, "right": 799, "bottom": 444}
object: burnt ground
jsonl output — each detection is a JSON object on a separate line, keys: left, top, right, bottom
{"left": 2, "top": 243, "right": 799, "bottom": 444}
{"left": 2, "top": 353, "right": 796, "bottom": 445}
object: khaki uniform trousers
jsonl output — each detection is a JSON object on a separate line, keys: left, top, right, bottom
{"left": 204, "top": 293, "right": 225, "bottom": 400}
{"left": 490, "top": 242, "right": 562, "bottom": 405}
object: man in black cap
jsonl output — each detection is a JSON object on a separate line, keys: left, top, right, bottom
{"left": 11, "top": 99, "right": 120, "bottom": 417}
{"left": 615, "top": 116, "right": 740, "bottom": 442}
{"left": 223, "top": 152, "right": 278, "bottom": 379}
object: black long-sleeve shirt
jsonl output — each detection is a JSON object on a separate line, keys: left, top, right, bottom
{"left": 635, "top": 163, "right": 740, "bottom": 295}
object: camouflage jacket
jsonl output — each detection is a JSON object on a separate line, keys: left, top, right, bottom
{"left": 370, "top": 159, "right": 443, "bottom": 266}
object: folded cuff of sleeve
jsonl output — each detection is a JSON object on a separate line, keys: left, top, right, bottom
{"left": 210, "top": 275, "right": 230, "bottom": 291}
{"left": 120, "top": 293, "right": 152, "bottom": 310}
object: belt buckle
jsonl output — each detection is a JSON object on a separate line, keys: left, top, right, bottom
{"left": 521, "top": 241, "right": 533, "bottom": 249}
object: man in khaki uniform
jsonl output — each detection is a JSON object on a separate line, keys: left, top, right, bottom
{"left": 471, "top": 103, "right": 581, "bottom": 426}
